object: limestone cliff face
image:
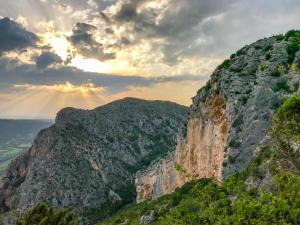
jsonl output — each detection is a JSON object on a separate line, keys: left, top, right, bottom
{"left": 0, "top": 98, "right": 188, "bottom": 214}
{"left": 136, "top": 95, "right": 229, "bottom": 202}
{"left": 136, "top": 34, "right": 300, "bottom": 202}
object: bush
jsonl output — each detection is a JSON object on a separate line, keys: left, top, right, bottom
{"left": 284, "top": 30, "right": 300, "bottom": 40}
{"left": 218, "top": 59, "right": 231, "bottom": 69}
{"left": 285, "top": 30, "right": 300, "bottom": 64}
{"left": 270, "top": 70, "right": 281, "bottom": 77}
{"left": 272, "top": 93, "right": 300, "bottom": 172}
{"left": 15, "top": 203, "right": 79, "bottom": 225}
{"left": 228, "top": 139, "right": 241, "bottom": 148}
{"left": 272, "top": 79, "right": 290, "bottom": 92}
{"left": 287, "top": 42, "right": 300, "bottom": 63}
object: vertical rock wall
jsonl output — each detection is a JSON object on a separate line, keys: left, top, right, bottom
{"left": 136, "top": 95, "right": 229, "bottom": 202}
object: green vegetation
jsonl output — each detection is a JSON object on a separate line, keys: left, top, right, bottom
{"left": 218, "top": 59, "right": 231, "bottom": 69}
{"left": 100, "top": 93, "right": 300, "bottom": 225}
{"left": 272, "top": 79, "right": 291, "bottom": 93}
{"left": 228, "top": 139, "right": 241, "bottom": 148}
{"left": 284, "top": 30, "right": 300, "bottom": 64}
{"left": 272, "top": 93, "right": 300, "bottom": 172}
{"left": 14, "top": 203, "right": 79, "bottom": 225}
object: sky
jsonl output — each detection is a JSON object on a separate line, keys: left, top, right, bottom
{"left": 0, "top": 0, "right": 300, "bottom": 119}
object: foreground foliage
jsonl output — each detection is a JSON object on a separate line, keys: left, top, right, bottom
{"left": 14, "top": 203, "right": 79, "bottom": 225}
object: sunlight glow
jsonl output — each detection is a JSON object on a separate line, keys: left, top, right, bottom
{"left": 71, "top": 56, "right": 111, "bottom": 73}
{"left": 14, "top": 82, "right": 105, "bottom": 96}
{"left": 44, "top": 34, "right": 70, "bottom": 61}
{"left": 71, "top": 56, "right": 130, "bottom": 75}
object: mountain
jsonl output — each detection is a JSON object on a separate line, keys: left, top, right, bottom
{"left": 1, "top": 30, "right": 300, "bottom": 225}
{"left": 0, "top": 119, "right": 52, "bottom": 174}
{"left": 0, "top": 98, "right": 188, "bottom": 220}
{"left": 12, "top": 93, "right": 300, "bottom": 225}
{"left": 135, "top": 31, "right": 300, "bottom": 202}
{"left": 100, "top": 31, "right": 300, "bottom": 225}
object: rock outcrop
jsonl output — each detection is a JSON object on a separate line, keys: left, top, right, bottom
{"left": 0, "top": 98, "right": 188, "bottom": 214}
{"left": 136, "top": 33, "right": 300, "bottom": 202}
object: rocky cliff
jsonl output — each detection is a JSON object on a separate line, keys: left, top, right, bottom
{"left": 0, "top": 98, "right": 188, "bottom": 215}
{"left": 136, "top": 31, "right": 300, "bottom": 202}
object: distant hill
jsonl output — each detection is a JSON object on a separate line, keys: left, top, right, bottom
{"left": 0, "top": 98, "right": 188, "bottom": 221}
{"left": 0, "top": 119, "right": 52, "bottom": 173}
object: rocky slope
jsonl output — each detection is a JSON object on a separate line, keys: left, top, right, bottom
{"left": 0, "top": 98, "right": 188, "bottom": 215}
{"left": 136, "top": 31, "right": 300, "bottom": 202}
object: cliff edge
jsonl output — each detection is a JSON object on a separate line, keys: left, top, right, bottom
{"left": 136, "top": 31, "right": 300, "bottom": 202}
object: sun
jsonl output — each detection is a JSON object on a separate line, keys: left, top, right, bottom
{"left": 48, "top": 36, "right": 70, "bottom": 61}
{"left": 42, "top": 33, "right": 70, "bottom": 61}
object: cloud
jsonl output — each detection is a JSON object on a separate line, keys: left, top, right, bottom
{"left": 0, "top": 56, "right": 204, "bottom": 95}
{"left": 114, "top": 1, "right": 138, "bottom": 22}
{"left": 35, "top": 51, "right": 62, "bottom": 69}
{"left": 0, "top": 17, "right": 38, "bottom": 54}
{"left": 68, "top": 22, "right": 116, "bottom": 61}
{"left": 108, "top": 0, "right": 233, "bottom": 64}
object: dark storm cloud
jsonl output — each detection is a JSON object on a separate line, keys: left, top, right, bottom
{"left": 0, "top": 57, "right": 203, "bottom": 94}
{"left": 0, "top": 17, "right": 38, "bottom": 54}
{"left": 109, "top": 0, "right": 233, "bottom": 64}
{"left": 35, "top": 51, "right": 62, "bottom": 69}
{"left": 68, "top": 22, "right": 115, "bottom": 61}
{"left": 114, "top": 1, "right": 138, "bottom": 22}
{"left": 113, "top": 0, "right": 229, "bottom": 38}
{"left": 108, "top": 0, "right": 300, "bottom": 65}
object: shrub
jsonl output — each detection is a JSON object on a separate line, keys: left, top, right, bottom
{"left": 285, "top": 30, "right": 300, "bottom": 64}
{"left": 272, "top": 79, "right": 290, "bottom": 92}
{"left": 270, "top": 68, "right": 281, "bottom": 77}
{"left": 272, "top": 93, "right": 300, "bottom": 172}
{"left": 218, "top": 59, "right": 231, "bottom": 69}
{"left": 227, "top": 155, "right": 236, "bottom": 164}
{"left": 287, "top": 42, "right": 300, "bottom": 63}
{"left": 228, "top": 139, "right": 241, "bottom": 148}
{"left": 15, "top": 203, "right": 79, "bottom": 225}
{"left": 236, "top": 48, "right": 245, "bottom": 56}
{"left": 264, "top": 45, "right": 273, "bottom": 52}
{"left": 284, "top": 30, "right": 300, "bottom": 40}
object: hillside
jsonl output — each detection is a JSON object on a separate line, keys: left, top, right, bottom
{"left": 12, "top": 92, "right": 300, "bottom": 225}
{"left": 136, "top": 30, "right": 300, "bottom": 202}
{"left": 0, "top": 119, "right": 52, "bottom": 174}
{"left": 101, "top": 93, "right": 300, "bottom": 225}
{"left": 0, "top": 98, "right": 188, "bottom": 223}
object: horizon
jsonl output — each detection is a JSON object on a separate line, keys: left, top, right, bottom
{"left": 1, "top": 0, "right": 300, "bottom": 119}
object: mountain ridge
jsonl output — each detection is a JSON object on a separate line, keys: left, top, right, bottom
{"left": 0, "top": 98, "right": 188, "bottom": 223}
